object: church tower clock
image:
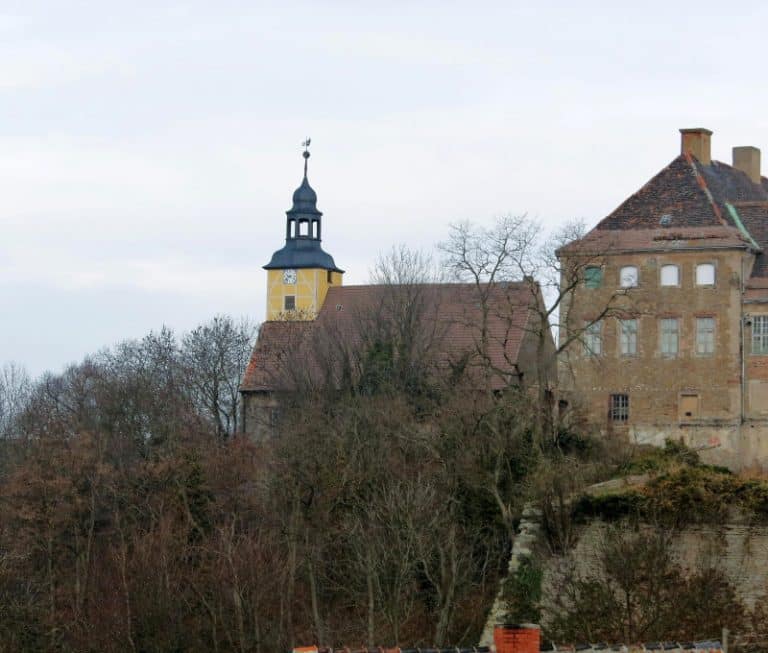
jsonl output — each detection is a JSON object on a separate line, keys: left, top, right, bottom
{"left": 263, "top": 141, "right": 344, "bottom": 320}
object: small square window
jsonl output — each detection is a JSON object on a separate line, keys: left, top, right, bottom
{"left": 620, "top": 265, "right": 638, "bottom": 288}
{"left": 660, "top": 264, "right": 679, "bottom": 286}
{"left": 610, "top": 394, "right": 629, "bottom": 422}
{"left": 584, "top": 266, "right": 602, "bottom": 289}
{"left": 284, "top": 295, "right": 296, "bottom": 311}
{"left": 696, "top": 263, "right": 715, "bottom": 286}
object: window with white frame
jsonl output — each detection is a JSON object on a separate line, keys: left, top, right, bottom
{"left": 620, "top": 265, "right": 638, "bottom": 288}
{"left": 660, "top": 264, "right": 679, "bottom": 286}
{"left": 619, "top": 319, "right": 638, "bottom": 356}
{"left": 660, "top": 318, "right": 679, "bottom": 355}
{"left": 610, "top": 394, "right": 629, "bottom": 422}
{"left": 696, "top": 317, "right": 715, "bottom": 355}
{"left": 584, "top": 321, "right": 602, "bottom": 356}
{"left": 752, "top": 315, "right": 768, "bottom": 355}
{"left": 696, "top": 263, "right": 715, "bottom": 286}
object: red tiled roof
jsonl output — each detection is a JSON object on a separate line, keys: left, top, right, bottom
{"left": 559, "top": 153, "right": 768, "bottom": 282}
{"left": 240, "top": 282, "right": 542, "bottom": 393}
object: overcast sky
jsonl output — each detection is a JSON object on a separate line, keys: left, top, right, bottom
{"left": 3, "top": 1, "right": 768, "bottom": 375}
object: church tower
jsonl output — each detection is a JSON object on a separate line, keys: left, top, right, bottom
{"left": 263, "top": 142, "right": 344, "bottom": 320}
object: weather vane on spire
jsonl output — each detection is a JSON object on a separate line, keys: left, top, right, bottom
{"left": 302, "top": 137, "right": 311, "bottom": 177}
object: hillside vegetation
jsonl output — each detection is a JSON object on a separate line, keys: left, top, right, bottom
{"left": 0, "top": 311, "right": 560, "bottom": 652}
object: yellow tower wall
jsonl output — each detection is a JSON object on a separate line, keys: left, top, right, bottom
{"left": 266, "top": 269, "right": 343, "bottom": 320}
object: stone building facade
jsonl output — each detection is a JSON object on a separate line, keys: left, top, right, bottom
{"left": 559, "top": 127, "right": 768, "bottom": 469}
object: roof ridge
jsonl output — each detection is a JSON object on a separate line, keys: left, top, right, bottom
{"left": 683, "top": 151, "right": 729, "bottom": 227}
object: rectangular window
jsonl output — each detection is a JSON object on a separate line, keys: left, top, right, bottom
{"left": 584, "top": 266, "right": 602, "bottom": 289}
{"left": 327, "top": 270, "right": 333, "bottom": 283}
{"left": 660, "top": 264, "right": 679, "bottom": 286}
{"left": 619, "top": 265, "right": 638, "bottom": 288}
{"left": 610, "top": 394, "right": 629, "bottom": 422}
{"left": 619, "top": 319, "right": 638, "bottom": 356}
{"left": 284, "top": 295, "right": 296, "bottom": 311}
{"left": 660, "top": 318, "right": 679, "bottom": 356}
{"left": 696, "top": 263, "right": 715, "bottom": 286}
{"left": 584, "top": 320, "right": 602, "bottom": 356}
{"left": 696, "top": 317, "right": 715, "bottom": 355}
{"left": 753, "top": 315, "right": 768, "bottom": 355}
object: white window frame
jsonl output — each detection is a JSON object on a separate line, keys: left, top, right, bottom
{"left": 695, "top": 317, "right": 715, "bottom": 355}
{"left": 752, "top": 315, "right": 768, "bottom": 355}
{"left": 619, "top": 318, "right": 638, "bottom": 356}
{"left": 660, "top": 264, "right": 680, "bottom": 287}
{"left": 584, "top": 320, "right": 603, "bottom": 357}
{"left": 619, "top": 265, "right": 639, "bottom": 288}
{"left": 696, "top": 263, "right": 716, "bottom": 286}
{"left": 660, "top": 317, "right": 679, "bottom": 356}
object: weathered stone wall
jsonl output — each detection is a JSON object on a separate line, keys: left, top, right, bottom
{"left": 630, "top": 421, "right": 768, "bottom": 471}
{"left": 541, "top": 518, "right": 768, "bottom": 620}
{"left": 479, "top": 505, "right": 542, "bottom": 647}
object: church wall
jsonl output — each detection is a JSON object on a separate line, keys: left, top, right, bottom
{"left": 241, "top": 391, "right": 279, "bottom": 441}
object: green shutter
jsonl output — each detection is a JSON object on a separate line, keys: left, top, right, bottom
{"left": 584, "top": 266, "right": 602, "bottom": 289}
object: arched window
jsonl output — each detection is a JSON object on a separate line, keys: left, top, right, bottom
{"left": 620, "top": 265, "right": 638, "bottom": 288}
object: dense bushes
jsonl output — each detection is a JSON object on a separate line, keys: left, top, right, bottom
{"left": 574, "top": 445, "right": 768, "bottom": 526}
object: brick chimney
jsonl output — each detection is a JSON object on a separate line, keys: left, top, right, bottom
{"left": 733, "top": 146, "right": 761, "bottom": 184}
{"left": 680, "top": 128, "right": 712, "bottom": 165}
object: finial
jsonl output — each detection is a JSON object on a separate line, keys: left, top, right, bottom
{"left": 302, "top": 137, "right": 311, "bottom": 177}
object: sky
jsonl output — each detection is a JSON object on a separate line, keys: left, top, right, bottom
{"left": 3, "top": 1, "right": 768, "bottom": 376}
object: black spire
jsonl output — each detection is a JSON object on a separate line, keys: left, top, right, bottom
{"left": 263, "top": 140, "right": 344, "bottom": 272}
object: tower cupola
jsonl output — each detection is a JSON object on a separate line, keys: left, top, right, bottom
{"left": 264, "top": 141, "right": 343, "bottom": 273}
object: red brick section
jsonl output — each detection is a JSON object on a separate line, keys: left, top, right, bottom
{"left": 240, "top": 281, "right": 541, "bottom": 393}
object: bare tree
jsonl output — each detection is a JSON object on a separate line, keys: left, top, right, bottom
{"left": 439, "top": 215, "right": 626, "bottom": 445}
{"left": 546, "top": 523, "right": 746, "bottom": 643}
{"left": 181, "top": 315, "right": 256, "bottom": 438}
{"left": 0, "top": 362, "right": 31, "bottom": 438}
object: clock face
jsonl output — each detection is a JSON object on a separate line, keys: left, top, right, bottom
{"left": 283, "top": 269, "right": 297, "bottom": 284}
